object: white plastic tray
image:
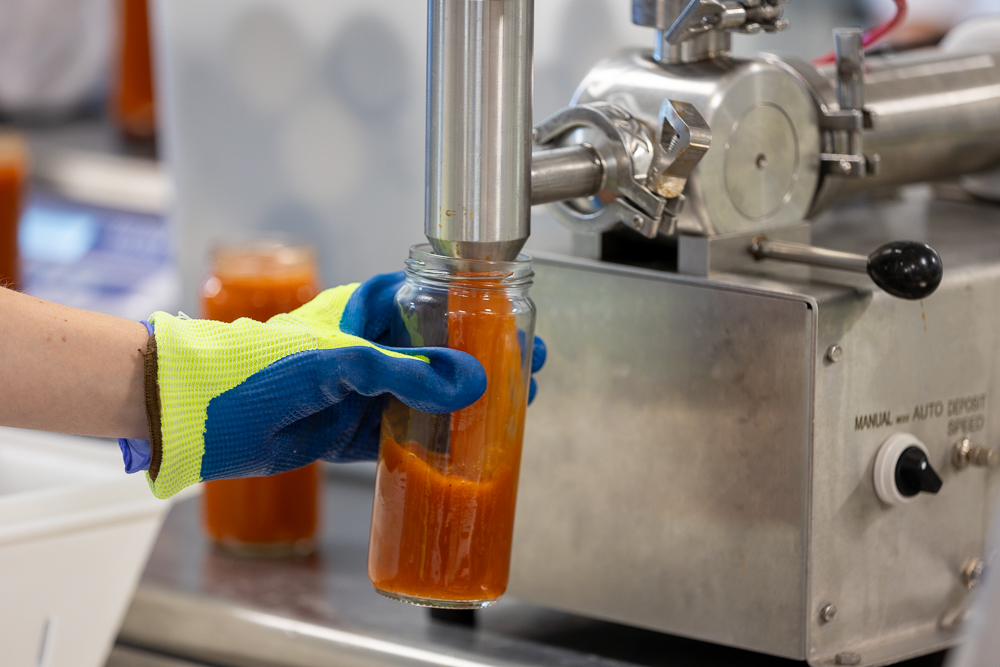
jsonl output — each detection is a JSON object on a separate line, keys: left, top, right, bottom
{"left": 0, "top": 427, "right": 174, "bottom": 667}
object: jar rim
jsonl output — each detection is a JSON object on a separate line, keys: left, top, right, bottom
{"left": 406, "top": 244, "right": 533, "bottom": 286}
{"left": 210, "top": 238, "right": 317, "bottom": 278}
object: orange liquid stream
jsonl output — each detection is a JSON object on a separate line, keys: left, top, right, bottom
{"left": 368, "top": 283, "right": 528, "bottom": 602}
{"left": 201, "top": 263, "right": 321, "bottom": 549}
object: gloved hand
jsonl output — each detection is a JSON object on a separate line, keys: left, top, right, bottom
{"left": 126, "top": 272, "right": 545, "bottom": 500}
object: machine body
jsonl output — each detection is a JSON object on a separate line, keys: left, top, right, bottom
{"left": 416, "top": 0, "right": 1000, "bottom": 662}
{"left": 495, "top": 1, "right": 1000, "bottom": 665}
{"left": 511, "top": 197, "right": 1000, "bottom": 667}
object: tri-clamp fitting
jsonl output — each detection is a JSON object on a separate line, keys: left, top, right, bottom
{"left": 633, "top": 0, "right": 789, "bottom": 64}
{"left": 819, "top": 28, "right": 881, "bottom": 179}
{"left": 662, "top": 0, "right": 789, "bottom": 41}
{"left": 532, "top": 100, "right": 711, "bottom": 239}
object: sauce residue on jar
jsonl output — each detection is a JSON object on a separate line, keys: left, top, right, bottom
{"left": 368, "top": 278, "right": 529, "bottom": 603}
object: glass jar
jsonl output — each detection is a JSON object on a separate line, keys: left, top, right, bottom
{"left": 200, "top": 240, "right": 322, "bottom": 557}
{"left": 0, "top": 134, "right": 28, "bottom": 290}
{"left": 367, "top": 245, "right": 536, "bottom": 608}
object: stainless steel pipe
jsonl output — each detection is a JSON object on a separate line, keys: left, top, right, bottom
{"left": 750, "top": 238, "right": 868, "bottom": 273}
{"left": 833, "top": 49, "right": 1000, "bottom": 193}
{"left": 530, "top": 146, "right": 604, "bottom": 206}
{"left": 425, "top": 0, "right": 534, "bottom": 261}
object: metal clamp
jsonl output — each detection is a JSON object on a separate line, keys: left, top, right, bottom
{"left": 535, "top": 101, "right": 710, "bottom": 239}
{"left": 820, "top": 28, "right": 880, "bottom": 178}
{"left": 662, "top": 0, "right": 789, "bottom": 44}
{"left": 647, "top": 99, "right": 712, "bottom": 199}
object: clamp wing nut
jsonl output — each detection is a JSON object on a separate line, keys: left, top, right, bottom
{"left": 648, "top": 100, "right": 712, "bottom": 199}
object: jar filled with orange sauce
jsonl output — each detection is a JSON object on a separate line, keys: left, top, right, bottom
{"left": 200, "top": 240, "right": 321, "bottom": 557}
{"left": 0, "top": 135, "right": 28, "bottom": 291}
{"left": 368, "top": 245, "right": 535, "bottom": 607}
{"left": 112, "top": 0, "right": 156, "bottom": 139}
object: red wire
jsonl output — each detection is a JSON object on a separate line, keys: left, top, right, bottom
{"left": 812, "top": 0, "right": 908, "bottom": 65}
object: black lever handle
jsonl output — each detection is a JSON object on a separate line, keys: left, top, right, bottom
{"left": 867, "top": 241, "right": 943, "bottom": 300}
{"left": 750, "top": 237, "right": 944, "bottom": 300}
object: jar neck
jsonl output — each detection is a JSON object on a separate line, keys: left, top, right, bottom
{"left": 405, "top": 244, "right": 533, "bottom": 291}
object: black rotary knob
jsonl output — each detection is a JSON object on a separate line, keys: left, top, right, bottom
{"left": 867, "top": 241, "right": 943, "bottom": 300}
{"left": 895, "top": 446, "right": 943, "bottom": 498}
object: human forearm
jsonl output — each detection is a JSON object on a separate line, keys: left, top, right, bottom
{"left": 0, "top": 288, "right": 149, "bottom": 438}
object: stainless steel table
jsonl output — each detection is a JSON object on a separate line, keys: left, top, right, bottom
{"left": 110, "top": 465, "right": 947, "bottom": 667}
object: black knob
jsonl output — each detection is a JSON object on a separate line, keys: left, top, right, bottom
{"left": 867, "top": 241, "right": 943, "bottom": 300}
{"left": 895, "top": 446, "right": 943, "bottom": 498}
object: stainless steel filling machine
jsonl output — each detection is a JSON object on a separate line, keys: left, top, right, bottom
{"left": 420, "top": 1, "right": 1000, "bottom": 665}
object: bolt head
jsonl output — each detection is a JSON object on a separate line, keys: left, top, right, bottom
{"left": 631, "top": 215, "right": 644, "bottom": 230}
{"left": 963, "top": 558, "right": 985, "bottom": 589}
{"left": 826, "top": 345, "right": 843, "bottom": 364}
{"left": 820, "top": 603, "right": 837, "bottom": 623}
{"left": 974, "top": 447, "right": 998, "bottom": 469}
{"left": 953, "top": 438, "right": 973, "bottom": 470}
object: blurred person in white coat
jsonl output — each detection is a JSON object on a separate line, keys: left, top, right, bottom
{"left": 0, "top": 0, "right": 112, "bottom": 119}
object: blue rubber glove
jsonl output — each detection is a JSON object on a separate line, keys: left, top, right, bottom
{"left": 121, "top": 272, "right": 546, "bottom": 499}
{"left": 529, "top": 335, "right": 546, "bottom": 404}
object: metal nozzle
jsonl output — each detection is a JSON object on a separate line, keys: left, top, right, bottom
{"left": 424, "top": 0, "right": 534, "bottom": 261}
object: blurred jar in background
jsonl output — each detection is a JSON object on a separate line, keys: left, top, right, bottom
{"left": 0, "top": 135, "right": 29, "bottom": 290}
{"left": 200, "top": 240, "right": 322, "bottom": 557}
{"left": 112, "top": 0, "right": 156, "bottom": 139}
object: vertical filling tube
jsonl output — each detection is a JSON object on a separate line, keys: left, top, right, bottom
{"left": 425, "top": 0, "right": 534, "bottom": 261}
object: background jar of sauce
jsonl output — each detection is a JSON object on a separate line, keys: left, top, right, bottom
{"left": 112, "top": 0, "right": 157, "bottom": 140}
{"left": 200, "top": 239, "right": 321, "bottom": 558}
{"left": 368, "top": 245, "right": 535, "bottom": 608}
{"left": 0, "top": 134, "right": 28, "bottom": 291}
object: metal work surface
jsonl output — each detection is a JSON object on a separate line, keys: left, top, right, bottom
{"left": 116, "top": 466, "right": 946, "bottom": 667}
{"left": 117, "top": 470, "right": 817, "bottom": 667}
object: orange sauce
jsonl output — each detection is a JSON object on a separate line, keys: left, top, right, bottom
{"left": 200, "top": 244, "right": 322, "bottom": 556}
{"left": 368, "top": 280, "right": 528, "bottom": 603}
{"left": 0, "top": 136, "right": 28, "bottom": 291}
{"left": 200, "top": 264, "right": 317, "bottom": 324}
{"left": 112, "top": 0, "right": 156, "bottom": 139}
{"left": 203, "top": 463, "right": 321, "bottom": 552}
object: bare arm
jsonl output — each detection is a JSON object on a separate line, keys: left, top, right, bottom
{"left": 0, "top": 287, "right": 149, "bottom": 439}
